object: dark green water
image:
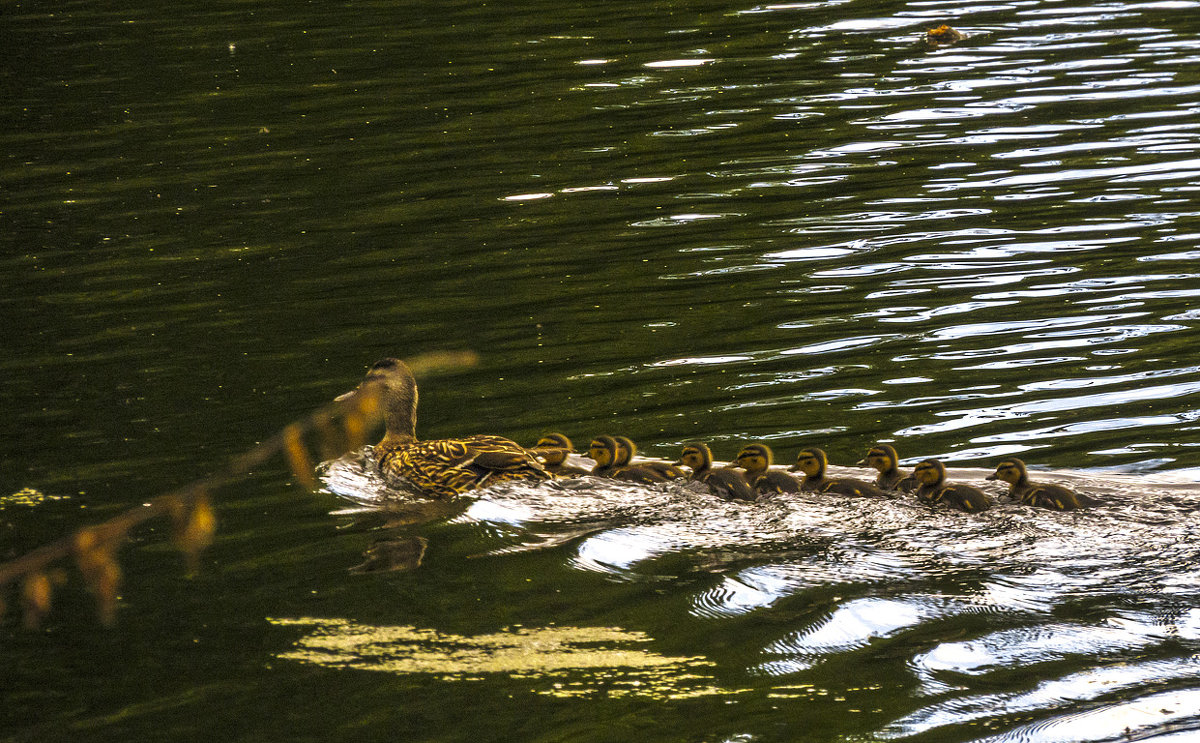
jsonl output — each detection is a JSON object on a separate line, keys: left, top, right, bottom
{"left": 5, "top": 0, "right": 1200, "bottom": 740}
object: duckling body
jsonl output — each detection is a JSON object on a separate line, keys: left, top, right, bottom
{"left": 913, "top": 459, "right": 991, "bottom": 513}
{"left": 987, "top": 458, "right": 1099, "bottom": 511}
{"left": 531, "top": 433, "right": 590, "bottom": 477}
{"left": 348, "top": 358, "right": 551, "bottom": 498}
{"left": 789, "top": 448, "right": 888, "bottom": 497}
{"left": 614, "top": 436, "right": 687, "bottom": 483}
{"left": 860, "top": 445, "right": 917, "bottom": 493}
{"left": 735, "top": 444, "right": 801, "bottom": 495}
{"left": 677, "top": 443, "right": 758, "bottom": 501}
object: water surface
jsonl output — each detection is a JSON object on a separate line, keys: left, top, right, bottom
{"left": 4, "top": 0, "right": 1200, "bottom": 740}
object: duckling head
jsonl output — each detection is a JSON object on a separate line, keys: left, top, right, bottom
{"left": 861, "top": 444, "right": 899, "bottom": 472}
{"left": 735, "top": 443, "right": 774, "bottom": 474}
{"left": 535, "top": 433, "right": 575, "bottom": 451}
{"left": 789, "top": 448, "right": 828, "bottom": 478}
{"left": 614, "top": 436, "right": 638, "bottom": 467}
{"left": 341, "top": 358, "right": 419, "bottom": 443}
{"left": 913, "top": 459, "right": 947, "bottom": 487}
{"left": 987, "top": 458, "right": 1027, "bottom": 484}
{"left": 588, "top": 435, "right": 621, "bottom": 468}
{"left": 675, "top": 443, "right": 714, "bottom": 472}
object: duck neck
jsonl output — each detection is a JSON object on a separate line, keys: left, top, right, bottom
{"left": 1009, "top": 475, "right": 1033, "bottom": 496}
{"left": 379, "top": 385, "right": 419, "bottom": 448}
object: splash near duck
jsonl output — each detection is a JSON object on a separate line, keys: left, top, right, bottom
{"left": 345, "top": 358, "right": 551, "bottom": 498}
{"left": 987, "top": 458, "right": 1100, "bottom": 510}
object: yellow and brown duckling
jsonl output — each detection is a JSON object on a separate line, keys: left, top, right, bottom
{"left": 587, "top": 435, "right": 626, "bottom": 478}
{"left": 587, "top": 435, "right": 677, "bottom": 484}
{"left": 987, "top": 458, "right": 1100, "bottom": 511}
{"left": 614, "top": 436, "right": 688, "bottom": 483}
{"left": 912, "top": 459, "right": 992, "bottom": 513}
{"left": 924, "top": 24, "right": 965, "bottom": 48}
{"left": 735, "top": 443, "right": 802, "bottom": 495}
{"left": 344, "top": 358, "right": 551, "bottom": 498}
{"left": 676, "top": 442, "right": 759, "bottom": 501}
{"left": 531, "top": 433, "right": 590, "bottom": 477}
{"left": 789, "top": 448, "right": 889, "bottom": 497}
{"left": 860, "top": 444, "right": 918, "bottom": 493}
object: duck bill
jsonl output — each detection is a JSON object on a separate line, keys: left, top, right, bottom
{"left": 984, "top": 473, "right": 998, "bottom": 481}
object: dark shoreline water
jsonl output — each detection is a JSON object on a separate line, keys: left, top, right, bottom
{"left": 6, "top": 0, "right": 1200, "bottom": 739}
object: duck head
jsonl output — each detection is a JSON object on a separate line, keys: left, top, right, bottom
{"left": 789, "top": 448, "right": 828, "bottom": 478}
{"left": 535, "top": 433, "right": 575, "bottom": 451}
{"left": 860, "top": 444, "right": 899, "bottom": 472}
{"left": 735, "top": 443, "right": 774, "bottom": 475}
{"left": 588, "top": 435, "right": 621, "bottom": 468}
{"left": 614, "top": 436, "right": 638, "bottom": 467}
{"left": 675, "top": 443, "right": 714, "bottom": 473}
{"left": 987, "top": 458, "right": 1027, "bottom": 485}
{"left": 913, "top": 459, "right": 947, "bottom": 488}
{"left": 340, "top": 358, "right": 419, "bottom": 444}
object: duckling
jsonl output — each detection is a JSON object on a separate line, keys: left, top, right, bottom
{"left": 614, "top": 436, "right": 687, "bottom": 483}
{"left": 531, "top": 433, "right": 590, "bottom": 477}
{"left": 675, "top": 443, "right": 758, "bottom": 501}
{"left": 859, "top": 444, "right": 918, "bottom": 493}
{"left": 587, "top": 435, "right": 626, "bottom": 478}
{"left": 586, "top": 435, "right": 672, "bottom": 485}
{"left": 986, "top": 458, "right": 1100, "bottom": 510}
{"left": 925, "top": 24, "right": 965, "bottom": 48}
{"left": 788, "top": 448, "right": 889, "bottom": 497}
{"left": 734, "top": 443, "right": 802, "bottom": 495}
{"left": 912, "top": 459, "right": 992, "bottom": 513}
{"left": 342, "top": 358, "right": 551, "bottom": 498}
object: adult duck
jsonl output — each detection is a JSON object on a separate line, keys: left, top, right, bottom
{"left": 343, "top": 358, "right": 551, "bottom": 498}
{"left": 987, "top": 458, "right": 1099, "bottom": 510}
{"left": 912, "top": 459, "right": 991, "bottom": 512}
{"left": 789, "top": 448, "right": 888, "bottom": 497}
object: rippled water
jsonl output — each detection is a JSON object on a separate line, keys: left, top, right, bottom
{"left": 5, "top": 0, "right": 1200, "bottom": 740}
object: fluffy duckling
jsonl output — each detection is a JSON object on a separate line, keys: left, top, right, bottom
{"left": 912, "top": 459, "right": 992, "bottom": 513}
{"left": 614, "top": 436, "right": 687, "bottom": 483}
{"left": 676, "top": 443, "right": 758, "bottom": 501}
{"left": 987, "top": 458, "right": 1100, "bottom": 510}
{"left": 735, "top": 443, "right": 802, "bottom": 495}
{"left": 531, "top": 433, "right": 590, "bottom": 477}
{"left": 788, "top": 448, "right": 888, "bottom": 497}
{"left": 859, "top": 444, "right": 917, "bottom": 493}
{"left": 343, "top": 358, "right": 551, "bottom": 498}
{"left": 587, "top": 435, "right": 626, "bottom": 478}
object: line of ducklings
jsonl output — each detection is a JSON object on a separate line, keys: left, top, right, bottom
{"left": 533, "top": 435, "right": 1100, "bottom": 513}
